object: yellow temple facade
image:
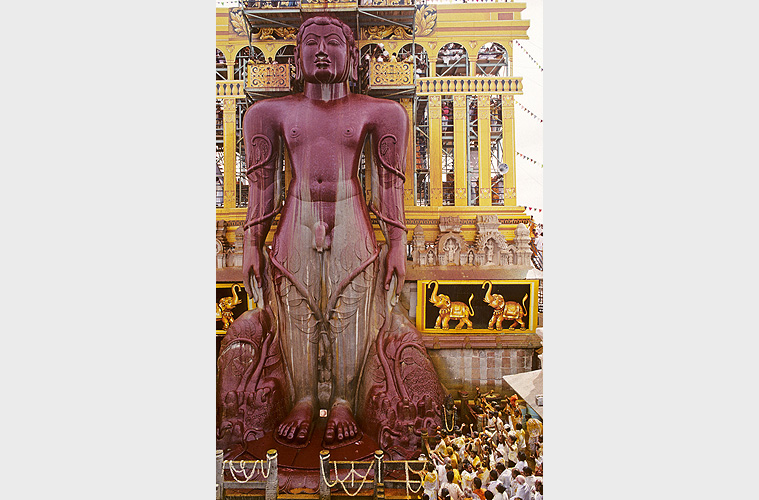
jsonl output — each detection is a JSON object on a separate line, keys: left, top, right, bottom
{"left": 215, "top": 1, "right": 542, "bottom": 395}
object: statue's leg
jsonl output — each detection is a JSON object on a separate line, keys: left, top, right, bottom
{"left": 322, "top": 202, "right": 378, "bottom": 444}
{"left": 270, "top": 219, "right": 321, "bottom": 444}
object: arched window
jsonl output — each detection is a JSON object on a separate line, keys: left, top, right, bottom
{"left": 359, "top": 43, "right": 385, "bottom": 90}
{"left": 235, "top": 46, "right": 266, "bottom": 82}
{"left": 275, "top": 45, "right": 297, "bottom": 84}
{"left": 399, "top": 43, "right": 429, "bottom": 77}
{"left": 476, "top": 42, "right": 508, "bottom": 76}
{"left": 436, "top": 43, "right": 468, "bottom": 77}
{"left": 216, "top": 49, "right": 227, "bottom": 80}
{"left": 274, "top": 44, "right": 296, "bottom": 65}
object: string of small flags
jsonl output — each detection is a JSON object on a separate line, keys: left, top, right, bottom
{"left": 515, "top": 100, "right": 542, "bottom": 123}
{"left": 514, "top": 40, "right": 543, "bottom": 72}
{"left": 516, "top": 152, "right": 543, "bottom": 168}
{"left": 525, "top": 206, "right": 543, "bottom": 213}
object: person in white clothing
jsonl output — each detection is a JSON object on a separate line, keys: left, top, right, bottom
{"left": 513, "top": 452, "right": 527, "bottom": 473}
{"left": 423, "top": 463, "right": 439, "bottom": 500}
{"left": 522, "top": 466, "right": 536, "bottom": 491}
{"left": 460, "top": 462, "right": 476, "bottom": 492}
{"left": 509, "top": 475, "right": 531, "bottom": 500}
{"left": 532, "top": 480, "right": 542, "bottom": 500}
{"left": 493, "top": 483, "right": 507, "bottom": 500}
{"left": 442, "top": 471, "right": 464, "bottom": 500}
{"left": 486, "top": 469, "right": 500, "bottom": 494}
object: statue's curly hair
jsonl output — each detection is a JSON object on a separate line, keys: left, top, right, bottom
{"left": 294, "top": 16, "right": 359, "bottom": 83}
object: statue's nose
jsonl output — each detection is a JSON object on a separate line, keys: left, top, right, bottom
{"left": 316, "top": 39, "right": 328, "bottom": 55}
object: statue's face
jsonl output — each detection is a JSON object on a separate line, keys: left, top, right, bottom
{"left": 300, "top": 23, "right": 350, "bottom": 83}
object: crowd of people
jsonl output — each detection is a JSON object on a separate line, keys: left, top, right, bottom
{"left": 417, "top": 396, "right": 543, "bottom": 500}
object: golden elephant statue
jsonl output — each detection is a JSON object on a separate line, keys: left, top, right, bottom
{"left": 428, "top": 281, "right": 474, "bottom": 329}
{"left": 482, "top": 281, "right": 528, "bottom": 330}
{"left": 216, "top": 284, "right": 243, "bottom": 331}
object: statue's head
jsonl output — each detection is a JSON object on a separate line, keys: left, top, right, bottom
{"left": 295, "top": 16, "right": 359, "bottom": 84}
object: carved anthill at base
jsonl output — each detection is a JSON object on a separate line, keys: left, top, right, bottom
{"left": 216, "top": 250, "right": 446, "bottom": 459}
{"left": 356, "top": 305, "right": 447, "bottom": 459}
{"left": 216, "top": 307, "right": 289, "bottom": 451}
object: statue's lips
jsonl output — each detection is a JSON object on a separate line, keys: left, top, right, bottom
{"left": 315, "top": 61, "right": 331, "bottom": 68}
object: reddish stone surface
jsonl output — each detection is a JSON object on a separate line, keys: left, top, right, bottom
{"left": 217, "top": 16, "right": 445, "bottom": 472}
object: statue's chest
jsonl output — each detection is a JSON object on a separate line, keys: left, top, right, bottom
{"left": 282, "top": 109, "right": 366, "bottom": 152}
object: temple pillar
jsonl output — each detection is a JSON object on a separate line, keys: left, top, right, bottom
{"left": 452, "top": 94, "right": 467, "bottom": 206}
{"left": 477, "top": 95, "right": 492, "bottom": 207}
{"left": 428, "top": 95, "right": 443, "bottom": 206}
{"left": 400, "top": 98, "right": 415, "bottom": 206}
{"left": 501, "top": 94, "right": 517, "bottom": 206}
{"left": 222, "top": 97, "right": 237, "bottom": 208}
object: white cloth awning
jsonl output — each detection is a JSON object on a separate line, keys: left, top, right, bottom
{"left": 502, "top": 369, "right": 543, "bottom": 418}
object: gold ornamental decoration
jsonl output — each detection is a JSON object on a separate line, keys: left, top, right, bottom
{"left": 247, "top": 63, "right": 291, "bottom": 91}
{"left": 427, "top": 281, "right": 475, "bottom": 330}
{"left": 369, "top": 61, "right": 414, "bottom": 87}
{"left": 416, "top": 280, "right": 539, "bottom": 334}
{"left": 415, "top": 5, "right": 437, "bottom": 37}
{"left": 361, "top": 25, "right": 412, "bottom": 40}
{"left": 259, "top": 27, "right": 297, "bottom": 40}
{"left": 229, "top": 8, "right": 250, "bottom": 39}
{"left": 216, "top": 284, "right": 243, "bottom": 331}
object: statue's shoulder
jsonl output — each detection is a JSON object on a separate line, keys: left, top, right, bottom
{"left": 351, "top": 94, "right": 406, "bottom": 121}
{"left": 243, "top": 95, "right": 303, "bottom": 126}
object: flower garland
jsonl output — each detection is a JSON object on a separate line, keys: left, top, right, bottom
{"left": 514, "top": 40, "right": 543, "bottom": 71}
{"left": 226, "top": 458, "right": 273, "bottom": 483}
{"left": 442, "top": 405, "right": 455, "bottom": 432}
{"left": 404, "top": 461, "right": 426, "bottom": 496}
{"left": 319, "top": 458, "right": 375, "bottom": 497}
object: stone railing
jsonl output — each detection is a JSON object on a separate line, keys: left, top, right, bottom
{"left": 216, "top": 80, "right": 246, "bottom": 98}
{"left": 368, "top": 60, "right": 414, "bottom": 88}
{"left": 301, "top": 0, "right": 357, "bottom": 7}
{"left": 242, "top": 0, "right": 300, "bottom": 8}
{"left": 246, "top": 63, "right": 291, "bottom": 91}
{"left": 416, "top": 76, "right": 523, "bottom": 95}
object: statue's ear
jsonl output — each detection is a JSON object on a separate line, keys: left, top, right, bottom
{"left": 350, "top": 45, "right": 359, "bottom": 82}
{"left": 294, "top": 46, "right": 302, "bottom": 81}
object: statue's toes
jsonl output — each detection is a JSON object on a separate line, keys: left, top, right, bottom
{"left": 296, "top": 424, "right": 309, "bottom": 442}
{"left": 286, "top": 424, "right": 297, "bottom": 441}
{"left": 336, "top": 423, "right": 344, "bottom": 441}
{"left": 324, "top": 425, "right": 335, "bottom": 444}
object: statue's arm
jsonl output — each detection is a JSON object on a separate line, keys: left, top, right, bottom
{"left": 371, "top": 101, "right": 409, "bottom": 294}
{"left": 241, "top": 102, "right": 281, "bottom": 296}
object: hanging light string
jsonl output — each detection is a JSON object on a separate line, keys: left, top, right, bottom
{"left": 515, "top": 100, "right": 542, "bottom": 123}
{"left": 516, "top": 151, "right": 543, "bottom": 168}
{"left": 514, "top": 40, "right": 543, "bottom": 71}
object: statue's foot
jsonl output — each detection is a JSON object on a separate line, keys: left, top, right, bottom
{"left": 275, "top": 400, "right": 314, "bottom": 445}
{"left": 324, "top": 402, "right": 362, "bottom": 447}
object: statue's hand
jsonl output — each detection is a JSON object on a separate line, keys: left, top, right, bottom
{"left": 243, "top": 245, "right": 265, "bottom": 299}
{"left": 384, "top": 245, "right": 406, "bottom": 297}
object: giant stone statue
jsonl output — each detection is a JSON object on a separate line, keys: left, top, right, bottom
{"left": 217, "top": 16, "right": 445, "bottom": 463}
